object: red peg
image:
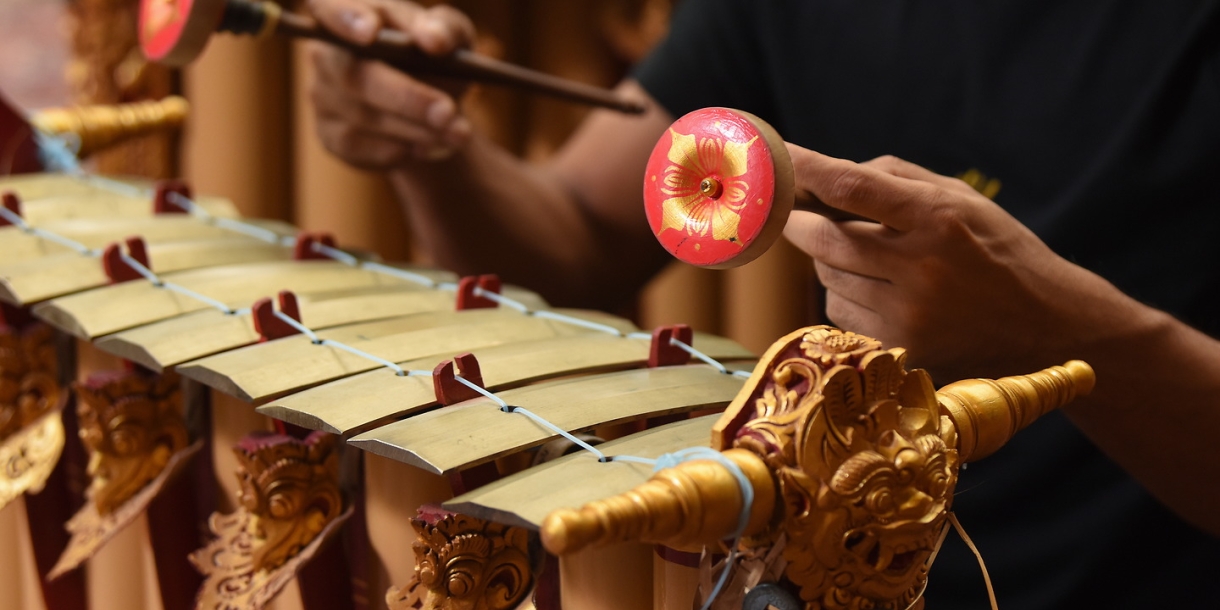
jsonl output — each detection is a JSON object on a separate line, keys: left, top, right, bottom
{"left": 432, "top": 353, "right": 485, "bottom": 406}
{"left": 252, "top": 291, "right": 303, "bottom": 342}
{"left": 0, "top": 192, "right": 22, "bottom": 226}
{"left": 455, "top": 275, "right": 501, "bottom": 310}
{"left": 101, "top": 237, "right": 151, "bottom": 284}
{"left": 293, "top": 232, "right": 337, "bottom": 260}
{"left": 648, "top": 324, "right": 693, "bottom": 368}
{"left": 153, "top": 179, "right": 192, "bottom": 214}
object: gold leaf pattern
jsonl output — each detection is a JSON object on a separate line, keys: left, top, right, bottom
{"left": 659, "top": 128, "right": 757, "bottom": 244}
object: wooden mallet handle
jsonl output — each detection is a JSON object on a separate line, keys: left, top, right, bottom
{"left": 140, "top": 0, "right": 646, "bottom": 114}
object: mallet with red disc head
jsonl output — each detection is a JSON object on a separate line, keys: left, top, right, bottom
{"left": 138, "top": 0, "right": 646, "bottom": 114}
{"left": 643, "top": 107, "right": 868, "bottom": 269}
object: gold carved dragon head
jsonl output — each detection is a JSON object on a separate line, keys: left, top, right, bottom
{"left": 542, "top": 325, "right": 1093, "bottom": 610}
{"left": 233, "top": 430, "right": 342, "bottom": 573}
{"left": 75, "top": 370, "right": 186, "bottom": 515}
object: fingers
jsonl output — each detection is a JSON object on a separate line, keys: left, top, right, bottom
{"left": 786, "top": 144, "right": 940, "bottom": 232}
{"left": 310, "top": 42, "right": 470, "bottom": 146}
{"left": 308, "top": 0, "right": 475, "bottom": 56}
{"left": 390, "top": 4, "right": 476, "bottom": 56}
{"left": 308, "top": 0, "right": 386, "bottom": 45}
{"left": 821, "top": 285, "right": 887, "bottom": 337}
{"left": 783, "top": 210, "right": 898, "bottom": 280}
{"left": 862, "top": 154, "right": 979, "bottom": 197}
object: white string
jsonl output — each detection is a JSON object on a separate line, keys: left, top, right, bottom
{"left": 451, "top": 375, "right": 610, "bottom": 461}
{"left": 118, "top": 251, "right": 244, "bottom": 315}
{"left": 358, "top": 262, "right": 443, "bottom": 289}
{"left": 163, "top": 191, "right": 294, "bottom": 246}
{"left": 469, "top": 287, "right": 530, "bottom": 312}
{"left": 530, "top": 309, "right": 629, "bottom": 336}
{"left": 270, "top": 309, "right": 321, "bottom": 342}
{"left": 310, "top": 241, "right": 360, "bottom": 266}
{"left": 269, "top": 310, "right": 431, "bottom": 378}
{"left": 614, "top": 447, "right": 754, "bottom": 610}
{"left": 670, "top": 337, "right": 753, "bottom": 379}
{"left": 32, "top": 130, "right": 85, "bottom": 174}
{"left": 0, "top": 205, "right": 101, "bottom": 256}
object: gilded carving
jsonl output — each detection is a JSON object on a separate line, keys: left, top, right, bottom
{"left": 191, "top": 431, "right": 349, "bottom": 610}
{"left": 0, "top": 322, "right": 65, "bottom": 510}
{"left": 30, "top": 96, "right": 190, "bottom": 159}
{"left": 388, "top": 511, "right": 533, "bottom": 610}
{"left": 233, "top": 431, "right": 343, "bottom": 573}
{"left": 722, "top": 328, "right": 953, "bottom": 610}
{"left": 76, "top": 369, "right": 187, "bottom": 514}
{"left": 541, "top": 325, "right": 1094, "bottom": 610}
{"left": 49, "top": 369, "right": 200, "bottom": 579}
{"left": 0, "top": 323, "right": 61, "bottom": 443}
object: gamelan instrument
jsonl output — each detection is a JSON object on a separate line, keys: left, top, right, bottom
{"left": 1, "top": 99, "right": 1094, "bottom": 610}
{"left": 644, "top": 107, "right": 870, "bottom": 269}
{"left": 138, "top": 0, "right": 647, "bottom": 114}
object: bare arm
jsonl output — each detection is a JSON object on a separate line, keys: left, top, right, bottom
{"left": 385, "top": 81, "right": 675, "bottom": 307}
{"left": 306, "top": 0, "right": 673, "bottom": 306}
{"left": 781, "top": 148, "right": 1220, "bottom": 536}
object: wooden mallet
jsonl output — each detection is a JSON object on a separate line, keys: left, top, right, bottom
{"left": 138, "top": 0, "right": 646, "bottom": 114}
{"left": 643, "top": 107, "right": 870, "bottom": 269}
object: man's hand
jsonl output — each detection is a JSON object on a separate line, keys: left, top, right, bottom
{"left": 307, "top": 0, "right": 476, "bottom": 168}
{"left": 782, "top": 148, "right": 1134, "bottom": 380}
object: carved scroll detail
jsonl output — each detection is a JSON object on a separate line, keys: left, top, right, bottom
{"left": 0, "top": 322, "right": 65, "bottom": 510}
{"left": 541, "top": 325, "right": 1094, "bottom": 610}
{"left": 191, "top": 431, "right": 348, "bottom": 610}
{"left": 76, "top": 369, "right": 186, "bottom": 514}
{"left": 388, "top": 509, "right": 533, "bottom": 610}
{"left": 49, "top": 368, "right": 199, "bottom": 579}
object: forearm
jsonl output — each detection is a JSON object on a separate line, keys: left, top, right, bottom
{"left": 386, "top": 131, "right": 664, "bottom": 308}
{"left": 1057, "top": 296, "right": 1220, "bottom": 536}
{"left": 385, "top": 80, "right": 674, "bottom": 308}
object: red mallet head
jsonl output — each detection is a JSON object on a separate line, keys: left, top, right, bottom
{"left": 643, "top": 107, "right": 794, "bottom": 269}
{"left": 139, "top": 0, "right": 227, "bottom": 66}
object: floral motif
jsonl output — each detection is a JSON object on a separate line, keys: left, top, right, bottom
{"left": 658, "top": 128, "right": 757, "bottom": 244}
{"left": 800, "top": 328, "right": 883, "bottom": 368}
{"left": 720, "top": 326, "right": 957, "bottom": 610}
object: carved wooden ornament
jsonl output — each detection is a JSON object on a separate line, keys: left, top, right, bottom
{"left": 0, "top": 322, "right": 65, "bottom": 510}
{"left": 191, "top": 431, "right": 349, "bottom": 610}
{"left": 541, "top": 326, "right": 1094, "bottom": 610}
{"left": 49, "top": 369, "right": 200, "bottom": 579}
{"left": 388, "top": 508, "right": 533, "bottom": 610}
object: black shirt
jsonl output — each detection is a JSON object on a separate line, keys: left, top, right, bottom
{"left": 635, "top": 1, "right": 1220, "bottom": 607}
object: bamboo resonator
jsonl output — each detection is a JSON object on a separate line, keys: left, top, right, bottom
{"left": 541, "top": 326, "right": 1094, "bottom": 609}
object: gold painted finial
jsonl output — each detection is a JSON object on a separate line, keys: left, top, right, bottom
{"left": 936, "top": 359, "right": 1094, "bottom": 462}
{"left": 540, "top": 449, "right": 775, "bottom": 555}
{"left": 29, "top": 96, "right": 189, "bottom": 158}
